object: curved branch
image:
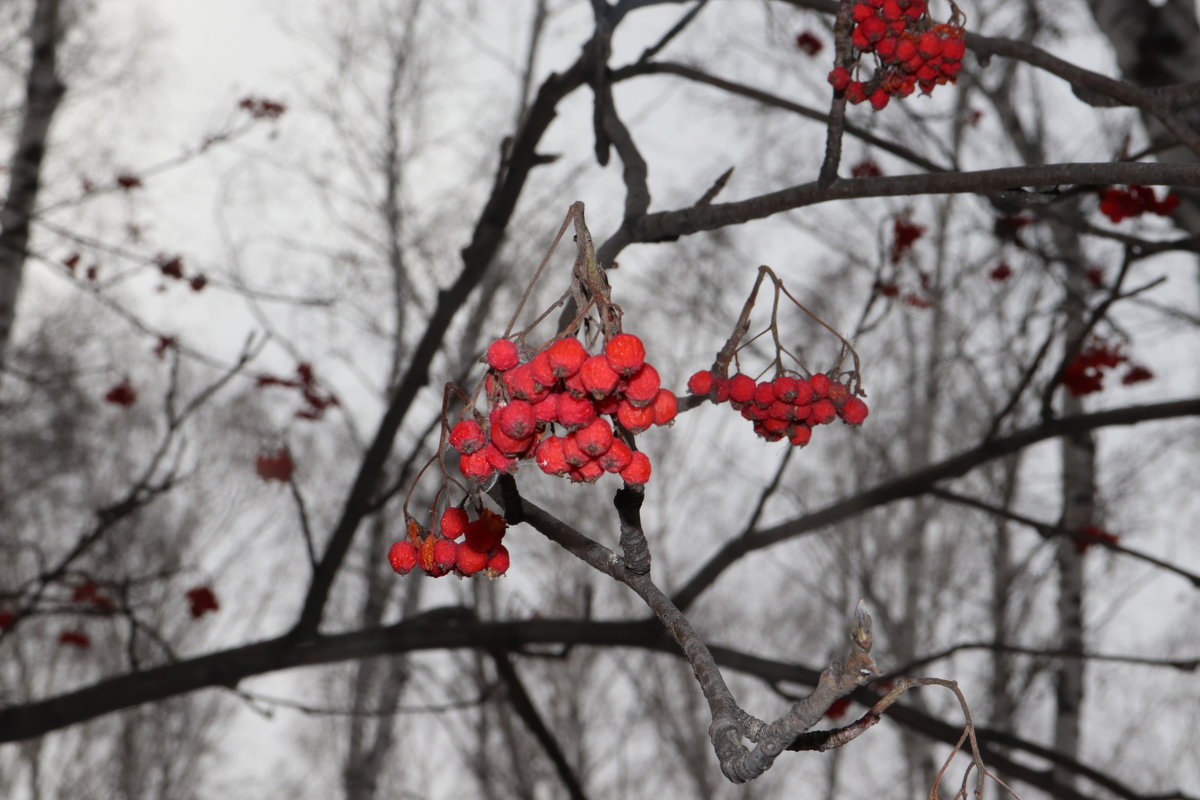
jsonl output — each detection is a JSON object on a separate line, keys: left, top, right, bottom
{"left": 671, "top": 397, "right": 1200, "bottom": 611}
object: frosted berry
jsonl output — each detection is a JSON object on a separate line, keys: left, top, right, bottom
{"left": 616, "top": 399, "right": 655, "bottom": 434}
{"left": 556, "top": 393, "right": 597, "bottom": 429}
{"left": 623, "top": 363, "right": 660, "bottom": 407}
{"left": 486, "top": 339, "right": 519, "bottom": 371}
{"left": 580, "top": 355, "right": 620, "bottom": 398}
{"left": 459, "top": 450, "right": 495, "bottom": 481}
{"left": 576, "top": 417, "right": 615, "bottom": 457}
{"left": 604, "top": 333, "right": 646, "bottom": 376}
{"left": 547, "top": 337, "right": 588, "bottom": 378}
{"left": 440, "top": 508, "right": 469, "bottom": 539}
{"left": 494, "top": 400, "right": 536, "bottom": 439}
{"left": 449, "top": 419, "right": 486, "bottom": 454}
{"left": 532, "top": 393, "right": 559, "bottom": 422}
{"left": 597, "top": 437, "right": 633, "bottom": 472}
{"left": 388, "top": 540, "right": 419, "bottom": 575}
{"left": 535, "top": 436, "right": 570, "bottom": 475}
{"left": 620, "top": 451, "right": 652, "bottom": 485}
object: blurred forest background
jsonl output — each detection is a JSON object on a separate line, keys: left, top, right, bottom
{"left": 2, "top": 0, "right": 1199, "bottom": 798}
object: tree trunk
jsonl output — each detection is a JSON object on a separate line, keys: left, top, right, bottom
{"left": 0, "top": 0, "right": 66, "bottom": 370}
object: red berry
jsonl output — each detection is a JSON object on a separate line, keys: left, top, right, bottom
{"left": 788, "top": 425, "right": 813, "bottom": 447}
{"left": 605, "top": 333, "right": 646, "bottom": 376}
{"left": 827, "top": 381, "right": 851, "bottom": 408}
{"left": 482, "top": 442, "right": 519, "bottom": 471}
{"left": 869, "top": 88, "right": 890, "bottom": 110}
{"left": 580, "top": 354, "right": 620, "bottom": 398}
{"left": 449, "top": 420, "right": 486, "bottom": 454}
{"left": 465, "top": 510, "right": 506, "bottom": 552}
{"left": 575, "top": 459, "right": 605, "bottom": 482}
{"left": 494, "top": 400, "right": 536, "bottom": 440}
{"left": 529, "top": 350, "right": 557, "bottom": 390}
{"left": 486, "top": 339, "right": 519, "bottom": 371}
{"left": 535, "top": 436, "right": 570, "bottom": 475}
{"left": 753, "top": 381, "right": 775, "bottom": 408}
{"left": 856, "top": 16, "right": 887, "bottom": 45}
{"left": 942, "top": 36, "right": 965, "bottom": 61}
{"left": 772, "top": 375, "right": 798, "bottom": 402}
{"left": 616, "top": 399, "right": 655, "bottom": 434}
{"left": 561, "top": 434, "right": 590, "bottom": 467}
{"left": 839, "top": 396, "right": 869, "bottom": 425}
{"left": 809, "top": 373, "right": 831, "bottom": 398}
{"left": 556, "top": 393, "right": 598, "bottom": 429}
{"left": 458, "top": 450, "right": 494, "bottom": 481}
{"left": 651, "top": 389, "right": 677, "bottom": 426}
{"left": 440, "top": 508, "right": 469, "bottom": 539}
{"left": 597, "top": 437, "right": 633, "bottom": 472}
{"left": 486, "top": 546, "right": 510, "bottom": 578}
{"left": 532, "top": 392, "right": 559, "bottom": 422}
{"left": 828, "top": 66, "right": 853, "bottom": 91}
{"left": 728, "top": 374, "right": 756, "bottom": 404}
{"left": 852, "top": 2, "right": 877, "bottom": 22}
{"left": 809, "top": 398, "right": 838, "bottom": 425}
{"left": 918, "top": 32, "right": 942, "bottom": 58}
{"left": 433, "top": 539, "right": 459, "bottom": 571}
{"left": 713, "top": 378, "right": 731, "bottom": 403}
{"left": 576, "top": 417, "right": 615, "bottom": 457}
{"left": 687, "top": 370, "right": 715, "bottom": 395}
{"left": 623, "top": 363, "right": 661, "bottom": 407}
{"left": 845, "top": 81, "right": 868, "bottom": 104}
{"left": 546, "top": 337, "right": 589, "bottom": 378}
{"left": 456, "top": 544, "right": 489, "bottom": 576}
{"left": 620, "top": 451, "right": 651, "bottom": 485}
{"left": 489, "top": 423, "right": 533, "bottom": 458}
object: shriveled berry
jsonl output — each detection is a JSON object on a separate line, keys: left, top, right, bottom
{"left": 620, "top": 451, "right": 651, "bottom": 485}
{"left": 440, "top": 508, "right": 469, "bottom": 539}
{"left": 827, "top": 381, "right": 851, "bottom": 408}
{"left": 486, "top": 339, "right": 520, "bottom": 371}
{"left": 449, "top": 419, "right": 486, "bottom": 454}
{"left": 651, "top": 389, "right": 677, "bottom": 426}
{"left": 465, "top": 510, "right": 506, "bottom": 552}
{"left": 486, "top": 545, "right": 510, "bottom": 577}
{"left": 535, "top": 436, "right": 570, "bottom": 475}
{"left": 388, "top": 541, "right": 419, "bottom": 575}
{"left": 616, "top": 399, "right": 655, "bottom": 434}
{"left": 839, "top": 396, "right": 869, "bottom": 425}
{"left": 605, "top": 333, "right": 646, "bottom": 376}
{"left": 687, "top": 370, "right": 715, "bottom": 395}
{"left": 597, "top": 437, "right": 633, "bottom": 472}
{"left": 456, "top": 544, "right": 489, "bottom": 576}
{"left": 580, "top": 354, "right": 620, "bottom": 398}
{"left": 624, "top": 363, "right": 660, "bottom": 407}
{"left": 546, "top": 337, "right": 589, "bottom": 378}
{"left": 576, "top": 417, "right": 614, "bottom": 457}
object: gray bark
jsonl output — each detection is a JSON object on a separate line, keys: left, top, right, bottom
{"left": 0, "top": 0, "right": 65, "bottom": 371}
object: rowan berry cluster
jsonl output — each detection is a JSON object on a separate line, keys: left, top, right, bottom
{"left": 1098, "top": 185, "right": 1179, "bottom": 223}
{"left": 388, "top": 508, "right": 510, "bottom": 579}
{"left": 686, "top": 370, "right": 868, "bottom": 446}
{"left": 827, "top": 1, "right": 966, "bottom": 110}
{"left": 448, "top": 333, "right": 675, "bottom": 486}
{"left": 1061, "top": 338, "right": 1153, "bottom": 396}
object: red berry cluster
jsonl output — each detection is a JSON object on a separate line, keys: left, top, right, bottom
{"left": 1098, "top": 185, "right": 1179, "bottom": 223}
{"left": 687, "top": 370, "right": 868, "bottom": 446}
{"left": 1061, "top": 338, "right": 1154, "bottom": 397}
{"left": 1075, "top": 524, "right": 1119, "bottom": 554}
{"left": 827, "top": 1, "right": 966, "bottom": 110}
{"left": 388, "top": 508, "right": 510, "bottom": 579}
{"left": 448, "top": 333, "right": 675, "bottom": 486}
